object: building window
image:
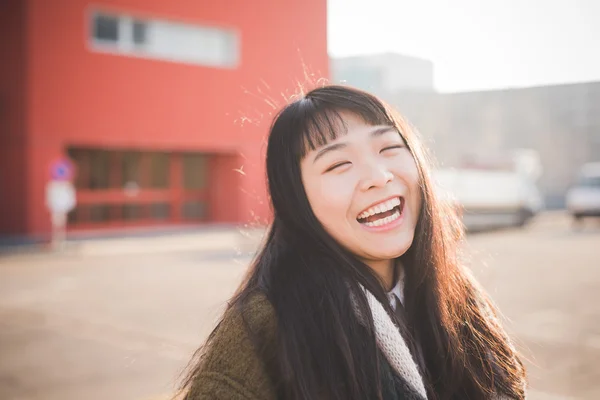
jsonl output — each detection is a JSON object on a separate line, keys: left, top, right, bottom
{"left": 149, "top": 152, "right": 170, "bottom": 189}
{"left": 89, "top": 150, "right": 111, "bottom": 189}
{"left": 132, "top": 19, "right": 148, "bottom": 46}
{"left": 121, "top": 151, "right": 141, "bottom": 188}
{"left": 123, "top": 204, "right": 144, "bottom": 220}
{"left": 93, "top": 13, "right": 119, "bottom": 42}
{"left": 183, "top": 153, "right": 208, "bottom": 189}
{"left": 90, "top": 204, "right": 111, "bottom": 222}
{"left": 182, "top": 201, "right": 206, "bottom": 220}
{"left": 150, "top": 203, "right": 171, "bottom": 220}
{"left": 89, "top": 11, "right": 239, "bottom": 68}
{"left": 66, "top": 147, "right": 209, "bottom": 226}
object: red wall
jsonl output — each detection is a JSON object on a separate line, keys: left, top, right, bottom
{"left": 21, "top": 0, "right": 328, "bottom": 236}
{"left": 0, "top": 0, "right": 28, "bottom": 236}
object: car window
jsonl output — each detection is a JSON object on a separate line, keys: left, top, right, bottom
{"left": 578, "top": 175, "right": 600, "bottom": 188}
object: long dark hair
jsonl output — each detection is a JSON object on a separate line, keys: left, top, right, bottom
{"left": 181, "top": 85, "right": 526, "bottom": 399}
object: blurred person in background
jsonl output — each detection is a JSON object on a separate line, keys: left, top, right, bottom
{"left": 179, "top": 85, "right": 527, "bottom": 400}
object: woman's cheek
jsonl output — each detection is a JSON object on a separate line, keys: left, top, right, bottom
{"left": 316, "top": 176, "right": 353, "bottom": 212}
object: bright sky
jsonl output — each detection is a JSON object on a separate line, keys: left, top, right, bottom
{"left": 328, "top": 0, "right": 600, "bottom": 92}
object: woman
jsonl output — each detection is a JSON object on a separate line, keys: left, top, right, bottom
{"left": 179, "top": 85, "right": 527, "bottom": 399}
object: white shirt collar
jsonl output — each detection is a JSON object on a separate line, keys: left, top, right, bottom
{"left": 386, "top": 266, "right": 405, "bottom": 310}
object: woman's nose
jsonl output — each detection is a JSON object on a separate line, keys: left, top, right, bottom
{"left": 359, "top": 162, "right": 393, "bottom": 191}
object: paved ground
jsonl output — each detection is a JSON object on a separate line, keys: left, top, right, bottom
{"left": 0, "top": 212, "right": 599, "bottom": 399}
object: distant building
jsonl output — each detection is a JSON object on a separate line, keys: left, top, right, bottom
{"left": 330, "top": 53, "right": 434, "bottom": 95}
{"left": 392, "top": 82, "right": 600, "bottom": 208}
{"left": 0, "top": 0, "right": 328, "bottom": 240}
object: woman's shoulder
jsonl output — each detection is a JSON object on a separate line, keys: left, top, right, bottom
{"left": 222, "top": 291, "right": 276, "bottom": 338}
{"left": 209, "top": 291, "right": 277, "bottom": 355}
{"left": 242, "top": 291, "right": 277, "bottom": 327}
{"left": 183, "top": 291, "right": 278, "bottom": 399}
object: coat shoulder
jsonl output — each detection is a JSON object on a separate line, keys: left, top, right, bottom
{"left": 183, "top": 291, "right": 278, "bottom": 400}
{"left": 241, "top": 291, "right": 278, "bottom": 337}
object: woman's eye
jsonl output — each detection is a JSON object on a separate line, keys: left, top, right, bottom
{"left": 381, "top": 144, "right": 405, "bottom": 153}
{"left": 325, "top": 162, "right": 350, "bottom": 172}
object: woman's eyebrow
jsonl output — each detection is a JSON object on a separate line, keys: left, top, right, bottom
{"left": 312, "top": 126, "right": 396, "bottom": 164}
{"left": 313, "top": 142, "right": 348, "bottom": 164}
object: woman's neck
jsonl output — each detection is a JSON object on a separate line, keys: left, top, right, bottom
{"left": 366, "top": 258, "right": 397, "bottom": 291}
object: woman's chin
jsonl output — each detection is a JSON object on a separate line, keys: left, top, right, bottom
{"left": 363, "top": 243, "right": 412, "bottom": 262}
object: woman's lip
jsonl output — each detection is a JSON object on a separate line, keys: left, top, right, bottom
{"left": 358, "top": 206, "right": 406, "bottom": 233}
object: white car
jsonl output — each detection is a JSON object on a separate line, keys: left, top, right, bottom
{"left": 434, "top": 168, "right": 543, "bottom": 230}
{"left": 566, "top": 162, "right": 600, "bottom": 221}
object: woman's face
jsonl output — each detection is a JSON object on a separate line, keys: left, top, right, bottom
{"left": 300, "top": 113, "right": 422, "bottom": 267}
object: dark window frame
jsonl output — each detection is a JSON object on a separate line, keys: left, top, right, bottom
{"left": 92, "top": 12, "right": 120, "bottom": 44}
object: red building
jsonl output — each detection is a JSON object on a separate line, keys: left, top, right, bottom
{"left": 0, "top": 0, "right": 328, "bottom": 240}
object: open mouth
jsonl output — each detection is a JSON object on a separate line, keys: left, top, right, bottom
{"left": 356, "top": 196, "right": 404, "bottom": 227}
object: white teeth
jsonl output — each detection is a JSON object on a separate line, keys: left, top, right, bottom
{"left": 358, "top": 197, "right": 402, "bottom": 220}
{"left": 362, "top": 208, "right": 401, "bottom": 227}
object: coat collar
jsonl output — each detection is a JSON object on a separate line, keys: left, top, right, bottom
{"left": 386, "top": 266, "right": 405, "bottom": 310}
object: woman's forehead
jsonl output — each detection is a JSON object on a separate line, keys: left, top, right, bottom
{"left": 299, "top": 109, "right": 392, "bottom": 156}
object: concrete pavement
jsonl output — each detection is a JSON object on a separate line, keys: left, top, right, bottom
{"left": 1, "top": 212, "right": 599, "bottom": 399}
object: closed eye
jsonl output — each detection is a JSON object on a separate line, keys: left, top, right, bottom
{"left": 325, "top": 161, "right": 351, "bottom": 172}
{"left": 381, "top": 144, "right": 405, "bottom": 153}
